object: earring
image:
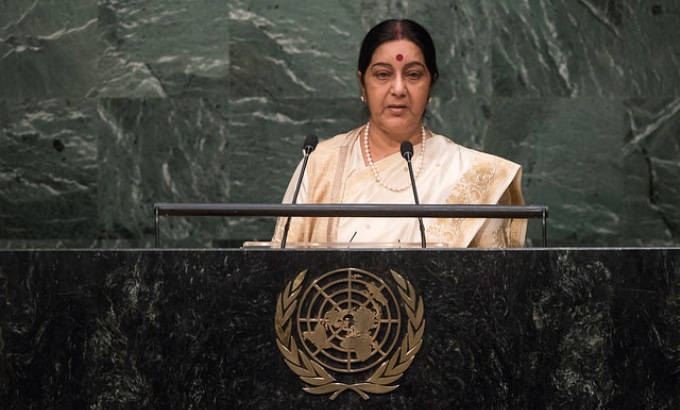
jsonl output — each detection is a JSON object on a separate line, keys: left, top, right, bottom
{"left": 360, "top": 95, "right": 365, "bottom": 102}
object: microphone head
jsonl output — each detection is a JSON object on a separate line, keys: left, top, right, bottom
{"left": 303, "top": 134, "right": 319, "bottom": 154}
{"left": 400, "top": 140, "right": 414, "bottom": 160}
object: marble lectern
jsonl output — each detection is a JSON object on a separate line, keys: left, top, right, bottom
{"left": 1, "top": 248, "right": 679, "bottom": 409}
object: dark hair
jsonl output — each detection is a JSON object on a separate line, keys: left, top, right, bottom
{"left": 357, "top": 19, "right": 439, "bottom": 87}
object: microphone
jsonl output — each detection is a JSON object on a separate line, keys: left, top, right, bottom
{"left": 303, "top": 133, "right": 318, "bottom": 156}
{"left": 281, "top": 134, "right": 318, "bottom": 248}
{"left": 400, "top": 140, "right": 426, "bottom": 248}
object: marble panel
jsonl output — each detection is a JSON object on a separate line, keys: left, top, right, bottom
{"left": 228, "top": 0, "right": 362, "bottom": 99}
{"left": 0, "top": 98, "right": 98, "bottom": 241}
{"left": 97, "top": 97, "right": 230, "bottom": 248}
{"left": 624, "top": 97, "right": 680, "bottom": 245}
{"left": 487, "top": 97, "right": 626, "bottom": 246}
{"left": 95, "top": 0, "right": 230, "bottom": 98}
{"left": 626, "top": 1, "right": 680, "bottom": 97}
{"left": 0, "top": 0, "right": 100, "bottom": 99}
{"left": 490, "top": 0, "right": 627, "bottom": 97}
{"left": 0, "top": 0, "right": 679, "bottom": 248}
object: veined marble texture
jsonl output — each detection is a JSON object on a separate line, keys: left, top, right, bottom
{"left": 1, "top": 248, "right": 680, "bottom": 408}
{"left": 0, "top": 0, "right": 679, "bottom": 247}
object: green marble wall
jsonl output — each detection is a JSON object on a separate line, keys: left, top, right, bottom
{"left": 1, "top": 0, "right": 679, "bottom": 248}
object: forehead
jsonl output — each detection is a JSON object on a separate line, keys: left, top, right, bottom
{"left": 370, "top": 39, "right": 424, "bottom": 63}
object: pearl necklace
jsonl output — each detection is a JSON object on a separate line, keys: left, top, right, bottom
{"left": 363, "top": 122, "right": 427, "bottom": 192}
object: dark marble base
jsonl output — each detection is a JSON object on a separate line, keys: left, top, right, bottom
{"left": 1, "top": 248, "right": 679, "bottom": 409}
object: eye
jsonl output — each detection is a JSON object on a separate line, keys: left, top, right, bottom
{"left": 406, "top": 71, "right": 423, "bottom": 80}
{"left": 374, "top": 71, "right": 391, "bottom": 80}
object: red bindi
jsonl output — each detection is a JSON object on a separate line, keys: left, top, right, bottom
{"left": 396, "top": 53, "right": 404, "bottom": 61}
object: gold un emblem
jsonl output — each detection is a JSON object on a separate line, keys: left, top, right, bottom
{"left": 275, "top": 268, "right": 425, "bottom": 400}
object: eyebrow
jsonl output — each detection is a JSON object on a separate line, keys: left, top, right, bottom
{"left": 404, "top": 62, "right": 426, "bottom": 70}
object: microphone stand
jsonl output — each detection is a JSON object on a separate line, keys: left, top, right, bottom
{"left": 281, "top": 135, "right": 318, "bottom": 248}
{"left": 401, "top": 141, "right": 427, "bottom": 249}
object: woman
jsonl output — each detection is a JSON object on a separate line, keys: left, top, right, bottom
{"left": 273, "top": 19, "right": 526, "bottom": 247}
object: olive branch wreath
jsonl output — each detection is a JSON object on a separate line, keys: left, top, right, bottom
{"left": 274, "top": 269, "right": 425, "bottom": 400}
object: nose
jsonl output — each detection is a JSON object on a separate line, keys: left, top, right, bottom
{"left": 391, "top": 74, "right": 406, "bottom": 96}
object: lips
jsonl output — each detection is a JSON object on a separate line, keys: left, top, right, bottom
{"left": 387, "top": 105, "right": 408, "bottom": 115}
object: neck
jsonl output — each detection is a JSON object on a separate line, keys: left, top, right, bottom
{"left": 364, "top": 121, "right": 423, "bottom": 163}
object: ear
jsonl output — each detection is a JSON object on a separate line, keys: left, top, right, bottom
{"left": 356, "top": 70, "right": 365, "bottom": 96}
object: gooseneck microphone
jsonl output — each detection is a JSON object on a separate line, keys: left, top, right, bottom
{"left": 400, "top": 140, "right": 427, "bottom": 248}
{"left": 280, "top": 134, "right": 318, "bottom": 249}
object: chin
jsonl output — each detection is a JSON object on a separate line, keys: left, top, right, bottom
{"left": 386, "top": 118, "right": 418, "bottom": 129}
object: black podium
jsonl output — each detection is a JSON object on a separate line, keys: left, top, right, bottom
{"left": 1, "top": 248, "right": 679, "bottom": 409}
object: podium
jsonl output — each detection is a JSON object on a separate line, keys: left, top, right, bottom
{"left": 1, "top": 247, "right": 680, "bottom": 408}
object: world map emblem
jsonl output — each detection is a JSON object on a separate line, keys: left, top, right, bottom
{"left": 275, "top": 268, "right": 425, "bottom": 400}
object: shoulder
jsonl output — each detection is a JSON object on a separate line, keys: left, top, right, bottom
{"left": 311, "top": 127, "right": 361, "bottom": 160}
{"left": 429, "top": 132, "right": 521, "bottom": 172}
{"left": 317, "top": 127, "right": 361, "bottom": 150}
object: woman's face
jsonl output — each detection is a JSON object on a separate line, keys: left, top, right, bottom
{"left": 360, "top": 39, "right": 432, "bottom": 139}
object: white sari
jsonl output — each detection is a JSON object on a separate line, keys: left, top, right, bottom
{"left": 273, "top": 127, "right": 526, "bottom": 248}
